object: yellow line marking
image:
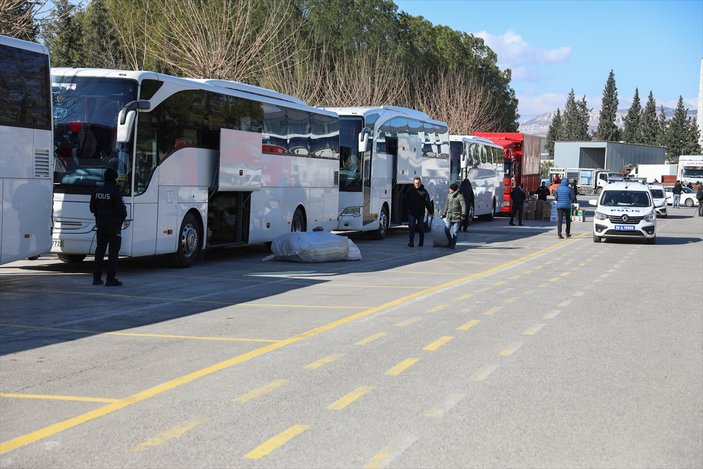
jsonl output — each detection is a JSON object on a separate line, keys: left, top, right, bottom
{"left": 538, "top": 282, "right": 548, "bottom": 288}
{"left": 423, "top": 335, "right": 455, "bottom": 351}
{"left": 328, "top": 386, "right": 373, "bottom": 410}
{"left": 522, "top": 290, "right": 533, "bottom": 296}
{"left": 233, "top": 379, "right": 288, "bottom": 404}
{"left": 483, "top": 306, "right": 501, "bottom": 317}
{"left": 364, "top": 435, "right": 417, "bottom": 469}
{"left": 394, "top": 317, "right": 422, "bottom": 327}
{"left": 424, "top": 393, "right": 466, "bottom": 418}
{"left": 495, "top": 280, "right": 506, "bottom": 286}
{"left": 244, "top": 424, "right": 309, "bottom": 459}
{"left": 0, "top": 324, "right": 280, "bottom": 343}
{"left": 428, "top": 304, "right": 449, "bottom": 313}
{"left": 572, "top": 291, "right": 584, "bottom": 297}
{"left": 0, "top": 238, "right": 568, "bottom": 455}
{"left": 476, "top": 287, "right": 491, "bottom": 293}
{"left": 470, "top": 364, "right": 498, "bottom": 382}
{"left": 457, "top": 319, "right": 480, "bottom": 331}
{"left": 0, "top": 393, "right": 117, "bottom": 403}
{"left": 544, "top": 310, "right": 561, "bottom": 320}
{"left": 558, "top": 299, "right": 572, "bottom": 307}
{"left": 133, "top": 418, "right": 208, "bottom": 451}
{"left": 355, "top": 332, "right": 387, "bottom": 345}
{"left": 385, "top": 358, "right": 419, "bottom": 376}
{"left": 523, "top": 324, "right": 546, "bottom": 336}
{"left": 560, "top": 271, "right": 571, "bottom": 277}
{"left": 549, "top": 276, "right": 560, "bottom": 282}
{"left": 499, "top": 342, "right": 524, "bottom": 357}
{"left": 456, "top": 293, "right": 473, "bottom": 301}
{"left": 304, "top": 353, "right": 345, "bottom": 369}
{"left": 503, "top": 297, "right": 517, "bottom": 304}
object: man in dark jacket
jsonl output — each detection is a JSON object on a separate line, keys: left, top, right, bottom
{"left": 536, "top": 181, "right": 550, "bottom": 201}
{"left": 508, "top": 182, "right": 526, "bottom": 226}
{"left": 672, "top": 180, "right": 683, "bottom": 208}
{"left": 459, "top": 178, "right": 474, "bottom": 232}
{"left": 404, "top": 176, "right": 433, "bottom": 247}
{"left": 90, "top": 168, "right": 127, "bottom": 286}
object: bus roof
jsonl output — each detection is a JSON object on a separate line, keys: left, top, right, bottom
{"left": 450, "top": 135, "right": 502, "bottom": 147}
{"left": 0, "top": 34, "right": 49, "bottom": 55}
{"left": 50, "top": 68, "right": 336, "bottom": 117}
{"left": 325, "top": 105, "right": 446, "bottom": 126}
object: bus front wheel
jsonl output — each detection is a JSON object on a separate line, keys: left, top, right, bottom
{"left": 171, "top": 213, "right": 202, "bottom": 268}
{"left": 291, "top": 207, "right": 307, "bottom": 232}
{"left": 373, "top": 206, "right": 389, "bottom": 240}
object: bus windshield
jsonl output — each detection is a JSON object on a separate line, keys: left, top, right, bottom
{"left": 339, "top": 117, "right": 363, "bottom": 192}
{"left": 52, "top": 76, "right": 138, "bottom": 195}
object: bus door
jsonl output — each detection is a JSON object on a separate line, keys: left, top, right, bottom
{"left": 362, "top": 141, "right": 373, "bottom": 226}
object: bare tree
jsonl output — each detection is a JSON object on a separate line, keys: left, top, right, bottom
{"left": 139, "top": 0, "right": 301, "bottom": 82}
{"left": 106, "top": 0, "right": 153, "bottom": 70}
{"left": 0, "top": 0, "right": 49, "bottom": 40}
{"left": 415, "top": 69, "right": 501, "bottom": 133}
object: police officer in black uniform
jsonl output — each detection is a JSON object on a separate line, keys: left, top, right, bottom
{"left": 90, "top": 168, "right": 127, "bottom": 286}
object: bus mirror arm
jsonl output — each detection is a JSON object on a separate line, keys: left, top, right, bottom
{"left": 116, "top": 100, "right": 150, "bottom": 144}
{"left": 358, "top": 129, "right": 370, "bottom": 153}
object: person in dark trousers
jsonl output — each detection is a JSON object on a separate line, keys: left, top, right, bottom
{"left": 536, "top": 181, "right": 550, "bottom": 201}
{"left": 508, "top": 182, "right": 526, "bottom": 226}
{"left": 442, "top": 183, "right": 466, "bottom": 249}
{"left": 571, "top": 179, "right": 579, "bottom": 199}
{"left": 554, "top": 178, "right": 575, "bottom": 238}
{"left": 404, "top": 176, "right": 433, "bottom": 247}
{"left": 697, "top": 183, "right": 703, "bottom": 216}
{"left": 672, "top": 180, "right": 683, "bottom": 208}
{"left": 90, "top": 168, "right": 127, "bottom": 286}
{"left": 459, "top": 178, "right": 474, "bottom": 232}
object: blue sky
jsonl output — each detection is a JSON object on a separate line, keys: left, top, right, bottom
{"left": 395, "top": 0, "right": 703, "bottom": 122}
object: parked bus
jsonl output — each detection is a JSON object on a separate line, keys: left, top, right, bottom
{"left": 472, "top": 132, "right": 541, "bottom": 214}
{"left": 0, "top": 35, "right": 53, "bottom": 265}
{"left": 51, "top": 69, "right": 340, "bottom": 266}
{"left": 329, "top": 106, "right": 450, "bottom": 238}
{"left": 449, "top": 135, "right": 504, "bottom": 221}
{"left": 677, "top": 155, "right": 703, "bottom": 183}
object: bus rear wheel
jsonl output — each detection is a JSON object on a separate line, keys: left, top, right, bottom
{"left": 171, "top": 213, "right": 201, "bottom": 268}
{"left": 57, "top": 254, "right": 86, "bottom": 264}
{"left": 291, "top": 207, "right": 306, "bottom": 232}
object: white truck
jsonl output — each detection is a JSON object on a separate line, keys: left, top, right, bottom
{"left": 548, "top": 167, "right": 620, "bottom": 195}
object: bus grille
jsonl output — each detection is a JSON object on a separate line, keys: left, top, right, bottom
{"left": 34, "top": 149, "right": 51, "bottom": 178}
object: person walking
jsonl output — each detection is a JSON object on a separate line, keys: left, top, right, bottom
{"left": 404, "top": 176, "right": 433, "bottom": 247}
{"left": 442, "top": 183, "right": 466, "bottom": 249}
{"left": 508, "top": 183, "right": 526, "bottom": 226}
{"left": 672, "top": 180, "right": 683, "bottom": 208}
{"left": 90, "top": 168, "right": 127, "bottom": 286}
{"left": 554, "top": 178, "right": 575, "bottom": 239}
{"left": 696, "top": 183, "right": 703, "bottom": 216}
{"left": 459, "top": 177, "right": 474, "bottom": 232}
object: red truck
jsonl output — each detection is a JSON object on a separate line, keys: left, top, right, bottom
{"left": 472, "top": 132, "right": 542, "bottom": 214}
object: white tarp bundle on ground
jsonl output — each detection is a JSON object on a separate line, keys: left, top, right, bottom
{"left": 430, "top": 217, "right": 450, "bottom": 247}
{"left": 264, "top": 231, "right": 362, "bottom": 262}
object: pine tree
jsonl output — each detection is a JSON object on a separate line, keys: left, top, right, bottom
{"left": 664, "top": 96, "right": 691, "bottom": 163}
{"left": 81, "top": 0, "right": 125, "bottom": 68}
{"left": 656, "top": 105, "right": 668, "bottom": 148}
{"left": 594, "top": 70, "right": 619, "bottom": 141}
{"left": 621, "top": 88, "right": 641, "bottom": 143}
{"left": 561, "top": 89, "right": 580, "bottom": 140}
{"left": 576, "top": 96, "right": 592, "bottom": 141}
{"left": 637, "top": 91, "right": 659, "bottom": 145}
{"left": 684, "top": 118, "right": 702, "bottom": 155}
{"left": 545, "top": 108, "right": 563, "bottom": 156}
{"left": 45, "top": 0, "right": 84, "bottom": 67}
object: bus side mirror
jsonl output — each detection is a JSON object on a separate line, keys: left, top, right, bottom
{"left": 117, "top": 100, "right": 151, "bottom": 143}
{"left": 358, "top": 130, "right": 370, "bottom": 153}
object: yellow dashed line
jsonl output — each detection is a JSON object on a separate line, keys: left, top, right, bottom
{"left": 456, "top": 293, "right": 473, "bottom": 301}
{"left": 483, "top": 306, "right": 501, "bottom": 316}
{"left": 328, "top": 386, "right": 373, "bottom": 410}
{"left": 233, "top": 379, "right": 288, "bottom": 404}
{"left": 385, "top": 358, "right": 419, "bottom": 376}
{"left": 428, "top": 304, "right": 449, "bottom": 313}
{"left": 499, "top": 343, "right": 524, "bottom": 357}
{"left": 244, "top": 424, "right": 309, "bottom": 459}
{"left": 133, "top": 418, "right": 208, "bottom": 452}
{"left": 423, "top": 336, "right": 454, "bottom": 351}
{"left": 355, "top": 332, "right": 387, "bottom": 345}
{"left": 304, "top": 353, "right": 345, "bottom": 369}
{"left": 394, "top": 317, "right": 422, "bottom": 327}
{"left": 457, "top": 319, "right": 480, "bottom": 331}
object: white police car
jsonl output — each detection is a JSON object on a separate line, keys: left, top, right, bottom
{"left": 589, "top": 179, "right": 657, "bottom": 244}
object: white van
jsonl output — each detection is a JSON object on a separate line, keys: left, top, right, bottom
{"left": 589, "top": 179, "right": 657, "bottom": 244}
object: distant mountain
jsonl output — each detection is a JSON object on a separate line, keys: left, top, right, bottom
{"left": 519, "top": 107, "right": 698, "bottom": 137}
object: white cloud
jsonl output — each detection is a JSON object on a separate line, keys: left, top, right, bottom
{"left": 474, "top": 30, "right": 571, "bottom": 81}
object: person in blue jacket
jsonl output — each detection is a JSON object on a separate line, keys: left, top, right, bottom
{"left": 554, "top": 178, "right": 575, "bottom": 239}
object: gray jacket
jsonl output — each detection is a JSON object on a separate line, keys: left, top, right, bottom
{"left": 443, "top": 191, "right": 467, "bottom": 222}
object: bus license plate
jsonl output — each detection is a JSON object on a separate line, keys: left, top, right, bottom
{"left": 52, "top": 239, "right": 63, "bottom": 247}
{"left": 614, "top": 225, "right": 635, "bottom": 231}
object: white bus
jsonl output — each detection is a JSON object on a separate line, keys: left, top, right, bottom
{"left": 0, "top": 35, "right": 53, "bottom": 265}
{"left": 51, "top": 69, "right": 340, "bottom": 267}
{"left": 329, "top": 106, "right": 450, "bottom": 238}
{"left": 449, "top": 135, "right": 504, "bottom": 221}
{"left": 678, "top": 155, "right": 703, "bottom": 183}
